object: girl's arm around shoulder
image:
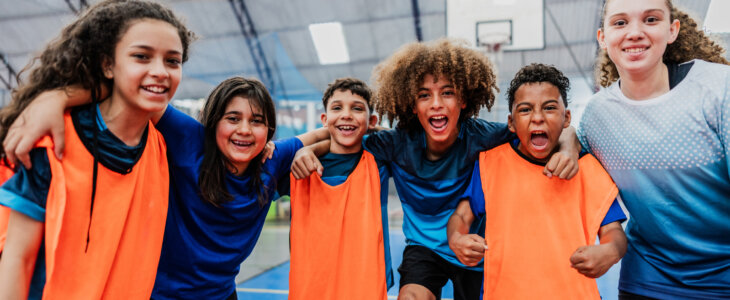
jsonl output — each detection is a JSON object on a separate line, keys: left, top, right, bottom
{"left": 294, "top": 127, "right": 329, "bottom": 147}
{"left": 0, "top": 210, "right": 44, "bottom": 300}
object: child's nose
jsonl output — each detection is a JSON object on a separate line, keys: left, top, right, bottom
{"left": 149, "top": 58, "right": 169, "bottom": 79}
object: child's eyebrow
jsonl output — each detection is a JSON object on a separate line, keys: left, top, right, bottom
{"left": 129, "top": 44, "right": 183, "bottom": 56}
{"left": 418, "top": 84, "right": 454, "bottom": 90}
{"left": 608, "top": 8, "right": 664, "bottom": 19}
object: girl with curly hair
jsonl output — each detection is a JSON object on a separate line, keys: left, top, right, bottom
{"left": 293, "top": 38, "right": 581, "bottom": 300}
{"left": 0, "top": 0, "right": 193, "bottom": 298}
{"left": 579, "top": 0, "right": 730, "bottom": 298}
{"left": 2, "top": 31, "right": 327, "bottom": 300}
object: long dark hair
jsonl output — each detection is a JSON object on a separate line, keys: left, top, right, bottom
{"left": 0, "top": 0, "right": 195, "bottom": 152}
{"left": 198, "top": 77, "right": 277, "bottom": 207}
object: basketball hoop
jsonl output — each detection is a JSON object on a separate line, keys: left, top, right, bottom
{"left": 477, "top": 32, "right": 510, "bottom": 74}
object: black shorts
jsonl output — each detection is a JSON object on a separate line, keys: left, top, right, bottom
{"left": 398, "top": 245, "right": 483, "bottom": 300}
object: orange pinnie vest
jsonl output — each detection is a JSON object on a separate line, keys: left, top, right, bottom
{"left": 479, "top": 144, "right": 618, "bottom": 300}
{"left": 39, "top": 112, "right": 168, "bottom": 299}
{"left": 0, "top": 163, "right": 14, "bottom": 253}
{"left": 289, "top": 151, "right": 387, "bottom": 300}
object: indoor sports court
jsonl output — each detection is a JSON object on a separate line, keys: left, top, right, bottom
{"left": 1, "top": 0, "right": 728, "bottom": 299}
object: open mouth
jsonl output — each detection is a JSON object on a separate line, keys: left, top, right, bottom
{"left": 231, "top": 140, "right": 253, "bottom": 147}
{"left": 142, "top": 85, "right": 168, "bottom": 94}
{"left": 623, "top": 47, "right": 648, "bottom": 54}
{"left": 530, "top": 131, "right": 549, "bottom": 151}
{"left": 336, "top": 125, "right": 357, "bottom": 135}
{"left": 429, "top": 115, "right": 448, "bottom": 131}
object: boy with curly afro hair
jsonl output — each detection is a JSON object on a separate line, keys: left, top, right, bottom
{"left": 448, "top": 63, "right": 627, "bottom": 299}
{"left": 293, "top": 39, "right": 581, "bottom": 300}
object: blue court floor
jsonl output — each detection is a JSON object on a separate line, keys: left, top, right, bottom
{"left": 234, "top": 226, "right": 621, "bottom": 300}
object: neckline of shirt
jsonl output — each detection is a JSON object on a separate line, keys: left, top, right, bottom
{"left": 610, "top": 59, "right": 700, "bottom": 106}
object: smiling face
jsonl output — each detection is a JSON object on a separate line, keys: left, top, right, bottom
{"left": 215, "top": 96, "right": 270, "bottom": 175}
{"left": 103, "top": 19, "right": 183, "bottom": 114}
{"left": 322, "top": 89, "right": 377, "bottom": 154}
{"left": 598, "top": 0, "right": 679, "bottom": 78}
{"left": 508, "top": 82, "right": 571, "bottom": 163}
{"left": 413, "top": 74, "right": 466, "bottom": 157}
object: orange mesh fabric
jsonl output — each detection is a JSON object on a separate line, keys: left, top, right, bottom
{"left": 289, "top": 151, "right": 387, "bottom": 300}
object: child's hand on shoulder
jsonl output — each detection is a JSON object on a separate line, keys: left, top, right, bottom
{"left": 569, "top": 244, "right": 621, "bottom": 278}
{"left": 261, "top": 141, "right": 275, "bottom": 163}
{"left": 290, "top": 146, "right": 323, "bottom": 179}
{"left": 449, "top": 233, "right": 487, "bottom": 267}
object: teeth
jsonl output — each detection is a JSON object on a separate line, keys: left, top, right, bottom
{"left": 624, "top": 47, "right": 646, "bottom": 53}
{"left": 232, "top": 140, "right": 252, "bottom": 146}
{"left": 143, "top": 86, "right": 166, "bottom": 93}
{"left": 337, "top": 126, "right": 355, "bottom": 130}
{"left": 431, "top": 116, "right": 446, "bottom": 120}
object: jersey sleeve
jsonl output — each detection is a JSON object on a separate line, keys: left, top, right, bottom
{"left": 0, "top": 148, "right": 51, "bottom": 222}
{"left": 721, "top": 74, "right": 730, "bottom": 176}
{"left": 154, "top": 104, "right": 205, "bottom": 162}
{"left": 269, "top": 137, "right": 304, "bottom": 180}
{"left": 600, "top": 199, "right": 627, "bottom": 226}
{"left": 362, "top": 130, "right": 398, "bottom": 162}
{"left": 461, "top": 160, "right": 486, "bottom": 218}
{"left": 466, "top": 119, "right": 514, "bottom": 156}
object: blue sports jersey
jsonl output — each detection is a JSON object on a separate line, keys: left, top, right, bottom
{"left": 152, "top": 106, "right": 303, "bottom": 300}
{"left": 318, "top": 151, "right": 394, "bottom": 289}
{"left": 462, "top": 140, "right": 627, "bottom": 226}
{"left": 363, "top": 118, "right": 512, "bottom": 270}
{"left": 579, "top": 60, "right": 730, "bottom": 299}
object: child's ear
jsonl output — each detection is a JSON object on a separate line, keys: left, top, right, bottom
{"left": 102, "top": 56, "right": 114, "bottom": 79}
{"left": 320, "top": 112, "right": 328, "bottom": 127}
{"left": 668, "top": 19, "right": 680, "bottom": 44}
{"left": 597, "top": 28, "right": 606, "bottom": 49}
{"left": 368, "top": 114, "right": 378, "bottom": 130}
{"left": 563, "top": 109, "right": 572, "bottom": 128}
{"left": 507, "top": 114, "right": 516, "bottom": 133}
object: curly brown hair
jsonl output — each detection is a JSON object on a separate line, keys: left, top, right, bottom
{"left": 371, "top": 38, "right": 498, "bottom": 132}
{"left": 0, "top": 0, "right": 195, "bottom": 154}
{"left": 596, "top": 0, "right": 729, "bottom": 87}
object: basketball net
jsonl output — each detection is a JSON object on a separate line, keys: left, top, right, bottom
{"left": 477, "top": 32, "right": 510, "bottom": 75}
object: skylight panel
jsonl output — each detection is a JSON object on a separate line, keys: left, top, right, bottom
{"left": 309, "top": 22, "right": 350, "bottom": 65}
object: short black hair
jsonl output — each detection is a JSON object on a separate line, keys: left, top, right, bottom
{"left": 507, "top": 63, "right": 570, "bottom": 112}
{"left": 322, "top": 77, "right": 373, "bottom": 111}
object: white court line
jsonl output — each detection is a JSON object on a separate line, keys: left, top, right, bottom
{"left": 236, "top": 288, "right": 288, "bottom": 294}
{"left": 236, "top": 288, "right": 453, "bottom": 300}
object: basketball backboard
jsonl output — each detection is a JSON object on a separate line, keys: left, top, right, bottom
{"left": 446, "top": 0, "right": 545, "bottom": 51}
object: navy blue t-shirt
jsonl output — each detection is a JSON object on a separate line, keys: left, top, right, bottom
{"left": 152, "top": 105, "right": 303, "bottom": 300}
{"left": 362, "top": 118, "right": 514, "bottom": 270}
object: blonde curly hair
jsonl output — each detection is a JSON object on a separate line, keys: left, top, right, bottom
{"left": 595, "top": 0, "right": 730, "bottom": 87}
{"left": 371, "top": 38, "right": 498, "bottom": 132}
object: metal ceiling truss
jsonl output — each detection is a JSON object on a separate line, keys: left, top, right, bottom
{"left": 229, "top": 0, "right": 276, "bottom": 91}
{"left": 545, "top": 5, "right": 593, "bottom": 91}
{"left": 411, "top": 0, "right": 423, "bottom": 41}
{"left": 0, "top": 52, "right": 18, "bottom": 90}
{"left": 64, "top": 0, "right": 89, "bottom": 14}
